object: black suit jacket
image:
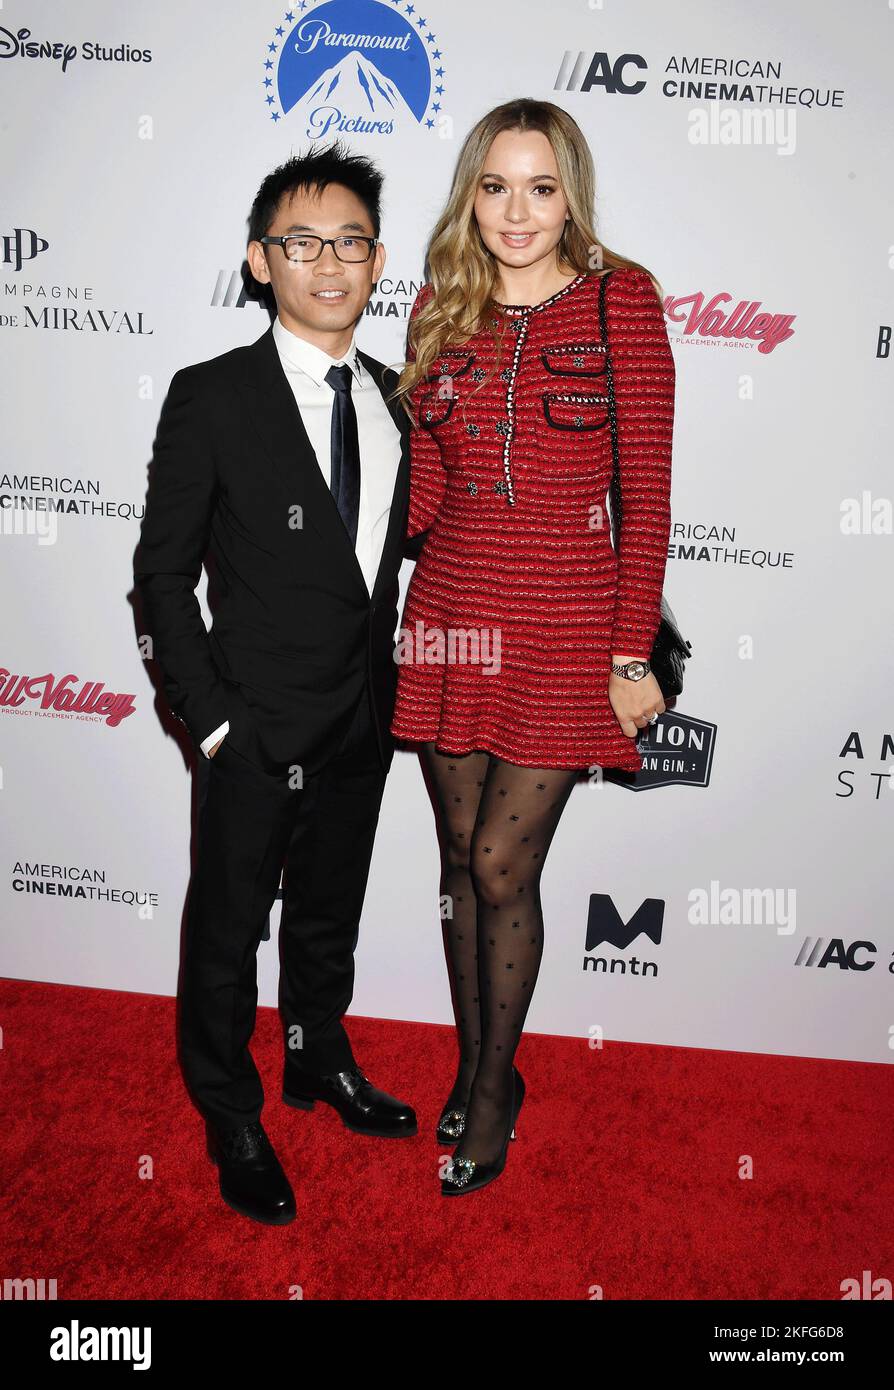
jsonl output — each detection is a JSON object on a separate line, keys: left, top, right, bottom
{"left": 134, "top": 322, "right": 415, "bottom": 776}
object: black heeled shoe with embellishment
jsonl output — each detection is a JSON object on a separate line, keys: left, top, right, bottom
{"left": 441, "top": 1067, "right": 525, "bottom": 1196}
{"left": 436, "top": 1102, "right": 466, "bottom": 1145}
{"left": 436, "top": 1071, "right": 479, "bottom": 1144}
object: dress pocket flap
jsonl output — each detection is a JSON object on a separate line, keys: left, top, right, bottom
{"left": 417, "top": 349, "right": 475, "bottom": 420}
{"left": 418, "top": 385, "right": 456, "bottom": 426}
{"left": 542, "top": 392, "right": 610, "bottom": 431}
{"left": 429, "top": 348, "right": 475, "bottom": 380}
{"left": 541, "top": 342, "right": 607, "bottom": 377}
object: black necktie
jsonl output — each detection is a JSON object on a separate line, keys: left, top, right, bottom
{"left": 324, "top": 363, "right": 361, "bottom": 547}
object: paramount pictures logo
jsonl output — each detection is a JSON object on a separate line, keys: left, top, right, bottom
{"left": 262, "top": 0, "right": 450, "bottom": 138}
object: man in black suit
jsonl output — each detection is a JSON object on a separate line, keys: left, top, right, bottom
{"left": 134, "top": 142, "right": 418, "bottom": 1226}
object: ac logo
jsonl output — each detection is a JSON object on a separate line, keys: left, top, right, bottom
{"left": 794, "top": 938, "right": 877, "bottom": 970}
{"left": 555, "top": 51, "right": 648, "bottom": 95}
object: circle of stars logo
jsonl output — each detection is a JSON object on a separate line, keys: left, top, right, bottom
{"left": 262, "top": 1, "right": 447, "bottom": 130}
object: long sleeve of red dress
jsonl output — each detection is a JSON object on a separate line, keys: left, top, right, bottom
{"left": 603, "top": 268, "right": 676, "bottom": 660}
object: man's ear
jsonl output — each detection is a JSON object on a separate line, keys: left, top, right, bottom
{"left": 247, "top": 241, "right": 270, "bottom": 284}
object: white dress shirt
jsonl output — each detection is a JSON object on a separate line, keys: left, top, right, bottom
{"left": 199, "top": 314, "right": 403, "bottom": 757}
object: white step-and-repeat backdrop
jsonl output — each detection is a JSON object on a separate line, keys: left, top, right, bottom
{"left": 2, "top": 1, "right": 891, "bottom": 1064}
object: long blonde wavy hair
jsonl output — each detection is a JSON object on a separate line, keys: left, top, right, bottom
{"left": 392, "top": 98, "right": 663, "bottom": 420}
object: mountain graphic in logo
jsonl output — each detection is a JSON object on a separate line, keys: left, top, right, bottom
{"left": 263, "top": 0, "right": 447, "bottom": 138}
{"left": 305, "top": 51, "right": 418, "bottom": 123}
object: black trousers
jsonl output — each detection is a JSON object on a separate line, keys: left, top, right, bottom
{"left": 177, "top": 682, "right": 389, "bottom": 1134}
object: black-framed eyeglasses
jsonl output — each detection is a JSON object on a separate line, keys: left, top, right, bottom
{"left": 259, "top": 234, "right": 379, "bottom": 264}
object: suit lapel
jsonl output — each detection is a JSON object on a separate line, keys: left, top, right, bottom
{"left": 236, "top": 326, "right": 409, "bottom": 608}
{"left": 237, "top": 325, "right": 366, "bottom": 599}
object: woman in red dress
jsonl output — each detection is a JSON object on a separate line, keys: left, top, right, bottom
{"left": 389, "top": 99, "right": 675, "bottom": 1195}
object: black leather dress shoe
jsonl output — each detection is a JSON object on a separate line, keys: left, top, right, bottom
{"left": 207, "top": 1119, "right": 296, "bottom": 1225}
{"left": 282, "top": 1064, "right": 417, "bottom": 1137}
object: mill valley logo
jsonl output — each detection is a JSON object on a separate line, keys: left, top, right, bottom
{"left": 261, "top": 0, "right": 448, "bottom": 137}
{"left": 603, "top": 710, "right": 715, "bottom": 791}
{"left": 665, "top": 291, "right": 795, "bottom": 353}
{"left": 0, "top": 669, "right": 135, "bottom": 727}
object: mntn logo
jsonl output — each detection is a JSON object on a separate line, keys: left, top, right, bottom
{"left": 263, "top": 0, "right": 447, "bottom": 136}
{"left": 583, "top": 894, "right": 663, "bottom": 975}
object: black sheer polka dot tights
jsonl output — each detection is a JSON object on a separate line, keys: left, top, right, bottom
{"left": 419, "top": 744, "right": 579, "bottom": 1167}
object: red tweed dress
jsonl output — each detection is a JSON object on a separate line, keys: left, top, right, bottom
{"left": 389, "top": 267, "right": 675, "bottom": 772}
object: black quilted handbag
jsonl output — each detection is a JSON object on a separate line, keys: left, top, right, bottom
{"left": 597, "top": 269, "right": 692, "bottom": 698}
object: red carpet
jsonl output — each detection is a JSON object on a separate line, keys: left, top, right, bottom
{"left": 0, "top": 978, "right": 891, "bottom": 1300}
